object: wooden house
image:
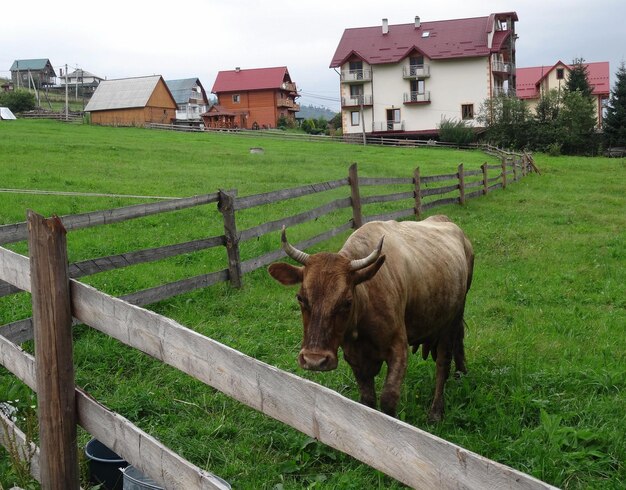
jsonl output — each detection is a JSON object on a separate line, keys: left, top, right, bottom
{"left": 165, "top": 78, "right": 209, "bottom": 125}
{"left": 59, "top": 69, "right": 105, "bottom": 94}
{"left": 10, "top": 59, "right": 56, "bottom": 89}
{"left": 211, "top": 66, "right": 300, "bottom": 129}
{"left": 85, "top": 75, "right": 177, "bottom": 126}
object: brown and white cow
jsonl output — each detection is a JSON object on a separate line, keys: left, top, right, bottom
{"left": 268, "top": 216, "right": 474, "bottom": 421}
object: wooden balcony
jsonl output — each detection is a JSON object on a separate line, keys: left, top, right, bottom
{"left": 281, "top": 82, "right": 298, "bottom": 92}
{"left": 277, "top": 97, "right": 300, "bottom": 111}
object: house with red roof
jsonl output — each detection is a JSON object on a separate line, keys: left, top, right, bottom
{"left": 209, "top": 66, "right": 300, "bottom": 129}
{"left": 330, "top": 12, "right": 518, "bottom": 136}
{"left": 516, "top": 61, "right": 610, "bottom": 126}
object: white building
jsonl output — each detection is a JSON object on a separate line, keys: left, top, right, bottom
{"left": 330, "top": 12, "right": 518, "bottom": 137}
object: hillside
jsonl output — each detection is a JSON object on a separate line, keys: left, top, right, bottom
{"left": 296, "top": 104, "right": 337, "bottom": 120}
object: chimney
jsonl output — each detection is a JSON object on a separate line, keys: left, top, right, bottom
{"left": 415, "top": 16, "right": 421, "bottom": 28}
{"left": 382, "top": 18, "right": 389, "bottom": 35}
{"left": 235, "top": 67, "right": 241, "bottom": 73}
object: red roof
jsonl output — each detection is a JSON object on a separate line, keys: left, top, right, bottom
{"left": 516, "top": 61, "right": 610, "bottom": 99}
{"left": 330, "top": 12, "right": 518, "bottom": 67}
{"left": 212, "top": 66, "right": 293, "bottom": 93}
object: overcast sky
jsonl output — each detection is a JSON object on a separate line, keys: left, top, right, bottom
{"left": 1, "top": 0, "right": 624, "bottom": 111}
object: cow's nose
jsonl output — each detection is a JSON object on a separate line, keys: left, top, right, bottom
{"left": 299, "top": 350, "right": 336, "bottom": 371}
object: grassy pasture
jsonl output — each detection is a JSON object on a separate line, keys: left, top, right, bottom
{"left": 0, "top": 120, "right": 625, "bottom": 489}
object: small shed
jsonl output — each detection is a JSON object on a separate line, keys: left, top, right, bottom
{"left": 85, "top": 75, "right": 177, "bottom": 126}
{"left": 201, "top": 105, "right": 237, "bottom": 129}
{"left": 0, "top": 107, "right": 17, "bottom": 120}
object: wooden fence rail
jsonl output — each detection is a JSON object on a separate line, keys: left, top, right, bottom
{"left": 0, "top": 219, "right": 555, "bottom": 489}
{"left": 0, "top": 155, "right": 538, "bottom": 346}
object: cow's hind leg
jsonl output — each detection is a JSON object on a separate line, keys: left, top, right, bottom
{"left": 453, "top": 318, "right": 467, "bottom": 377}
{"left": 428, "top": 340, "right": 452, "bottom": 422}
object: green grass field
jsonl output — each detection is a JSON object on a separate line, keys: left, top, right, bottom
{"left": 0, "top": 120, "right": 625, "bottom": 489}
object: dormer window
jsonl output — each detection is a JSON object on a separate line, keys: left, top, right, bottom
{"left": 556, "top": 68, "right": 564, "bottom": 80}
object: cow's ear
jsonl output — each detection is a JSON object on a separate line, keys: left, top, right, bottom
{"left": 268, "top": 262, "right": 304, "bottom": 285}
{"left": 354, "top": 255, "right": 386, "bottom": 285}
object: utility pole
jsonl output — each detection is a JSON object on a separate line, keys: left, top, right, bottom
{"left": 65, "top": 64, "right": 69, "bottom": 120}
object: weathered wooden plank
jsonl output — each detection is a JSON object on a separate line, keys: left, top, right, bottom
{"left": 0, "top": 247, "right": 30, "bottom": 291}
{"left": 421, "top": 183, "right": 459, "bottom": 197}
{"left": 360, "top": 191, "right": 414, "bottom": 205}
{"left": 0, "top": 318, "right": 34, "bottom": 344}
{"left": 363, "top": 208, "right": 415, "bottom": 223}
{"left": 485, "top": 164, "right": 502, "bottom": 170}
{"left": 464, "top": 180, "right": 484, "bottom": 189}
{"left": 421, "top": 197, "right": 460, "bottom": 211}
{"left": 69, "top": 280, "right": 556, "bottom": 489}
{"left": 0, "top": 194, "right": 219, "bottom": 245}
{"left": 465, "top": 189, "right": 484, "bottom": 200}
{"left": 489, "top": 183, "right": 503, "bottom": 191}
{"left": 358, "top": 176, "right": 413, "bottom": 186}
{"left": 463, "top": 169, "right": 483, "bottom": 177}
{"left": 27, "top": 212, "right": 80, "bottom": 489}
{"left": 238, "top": 197, "right": 351, "bottom": 241}
{"left": 69, "top": 236, "right": 225, "bottom": 278}
{"left": 487, "top": 175, "right": 501, "bottom": 184}
{"left": 0, "top": 278, "right": 21, "bottom": 297}
{"left": 421, "top": 173, "right": 458, "bottom": 184}
{"left": 121, "top": 269, "right": 229, "bottom": 306}
{"left": 234, "top": 179, "right": 348, "bottom": 211}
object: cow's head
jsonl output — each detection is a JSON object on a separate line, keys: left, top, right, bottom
{"left": 268, "top": 227, "right": 385, "bottom": 371}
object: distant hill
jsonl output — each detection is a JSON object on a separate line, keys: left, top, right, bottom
{"left": 296, "top": 104, "right": 337, "bottom": 120}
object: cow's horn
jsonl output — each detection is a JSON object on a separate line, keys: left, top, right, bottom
{"left": 281, "top": 226, "right": 310, "bottom": 265}
{"left": 350, "top": 236, "right": 384, "bottom": 271}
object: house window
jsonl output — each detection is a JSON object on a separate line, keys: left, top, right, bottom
{"left": 462, "top": 104, "right": 474, "bottom": 120}
{"left": 556, "top": 68, "right": 564, "bottom": 80}
{"left": 351, "top": 111, "right": 360, "bottom": 126}
{"left": 232, "top": 94, "right": 240, "bottom": 103}
{"left": 392, "top": 108, "right": 401, "bottom": 122}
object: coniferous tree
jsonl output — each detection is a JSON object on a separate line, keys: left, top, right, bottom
{"left": 604, "top": 62, "right": 626, "bottom": 147}
{"left": 566, "top": 58, "right": 593, "bottom": 97}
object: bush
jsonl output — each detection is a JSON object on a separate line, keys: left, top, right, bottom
{"left": 438, "top": 117, "right": 475, "bottom": 145}
{"left": 0, "top": 90, "right": 36, "bottom": 113}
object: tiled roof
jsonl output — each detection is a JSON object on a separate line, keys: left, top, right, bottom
{"left": 212, "top": 67, "right": 292, "bottom": 93}
{"left": 85, "top": 75, "right": 166, "bottom": 111}
{"left": 516, "top": 61, "right": 610, "bottom": 99}
{"left": 330, "top": 13, "right": 517, "bottom": 67}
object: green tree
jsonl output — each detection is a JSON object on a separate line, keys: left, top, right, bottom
{"left": 603, "top": 61, "right": 626, "bottom": 147}
{"left": 558, "top": 90, "right": 598, "bottom": 154}
{"left": 478, "top": 95, "right": 531, "bottom": 149}
{"left": 0, "top": 90, "right": 36, "bottom": 113}
{"left": 437, "top": 117, "right": 475, "bottom": 145}
{"left": 565, "top": 58, "right": 593, "bottom": 98}
{"left": 531, "top": 89, "right": 563, "bottom": 152}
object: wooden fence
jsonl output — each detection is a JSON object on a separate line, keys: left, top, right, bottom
{"left": 0, "top": 156, "right": 552, "bottom": 489}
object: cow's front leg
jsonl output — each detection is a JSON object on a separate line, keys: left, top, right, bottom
{"left": 380, "top": 343, "right": 408, "bottom": 417}
{"left": 345, "top": 348, "right": 382, "bottom": 409}
{"left": 428, "top": 341, "right": 452, "bottom": 422}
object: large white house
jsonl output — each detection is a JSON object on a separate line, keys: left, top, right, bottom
{"left": 330, "top": 12, "right": 518, "bottom": 137}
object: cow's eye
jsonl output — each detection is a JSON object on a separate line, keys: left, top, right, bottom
{"left": 339, "top": 299, "right": 352, "bottom": 312}
{"left": 296, "top": 294, "right": 309, "bottom": 309}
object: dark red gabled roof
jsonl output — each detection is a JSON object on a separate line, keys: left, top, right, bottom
{"left": 330, "top": 12, "right": 518, "bottom": 67}
{"left": 212, "top": 66, "right": 293, "bottom": 93}
{"left": 516, "top": 61, "right": 610, "bottom": 99}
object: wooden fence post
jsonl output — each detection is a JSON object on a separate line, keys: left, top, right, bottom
{"left": 512, "top": 157, "right": 519, "bottom": 181}
{"left": 348, "top": 163, "right": 363, "bottom": 228}
{"left": 501, "top": 157, "right": 507, "bottom": 190}
{"left": 481, "top": 162, "right": 488, "bottom": 195}
{"left": 457, "top": 163, "right": 465, "bottom": 205}
{"left": 414, "top": 167, "right": 421, "bottom": 218}
{"left": 28, "top": 211, "right": 80, "bottom": 490}
{"left": 218, "top": 189, "right": 242, "bottom": 288}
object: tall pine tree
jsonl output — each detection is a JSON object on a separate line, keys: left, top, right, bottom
{"left": 604, "top": 62, "right": 626, "bottom": 147}
{"left": 566, "top": 58, "right": 593, "bottom": 97}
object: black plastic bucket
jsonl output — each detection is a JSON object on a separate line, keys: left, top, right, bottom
{"left": 84, "top": 438, "right": 128, "bottom": 490}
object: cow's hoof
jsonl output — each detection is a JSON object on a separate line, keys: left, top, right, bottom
{"left": 427, "top": 410, "right": 443, "bottom": 423}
